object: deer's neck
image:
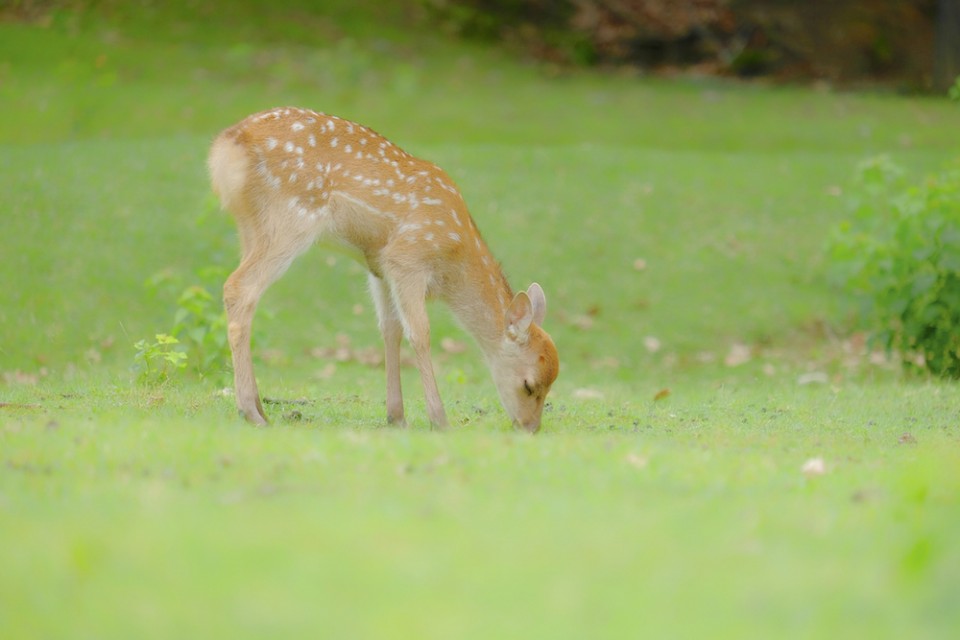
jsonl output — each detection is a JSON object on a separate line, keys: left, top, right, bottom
{"left": 446, "top": 246, "right": 513, "bottom": 355}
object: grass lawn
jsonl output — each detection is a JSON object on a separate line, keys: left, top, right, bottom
{"left": 2, "top": 2, "right": 959, "bottom": 638}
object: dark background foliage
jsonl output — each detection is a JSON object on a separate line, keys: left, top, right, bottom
{"left": 422, "top": 0, "right": 958, "bottom": 89}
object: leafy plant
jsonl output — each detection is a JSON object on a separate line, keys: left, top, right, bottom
{"left": 949, "top": 76, "right": 960, "bottom": 103}
{"left": 171, "top": 281, "right": 231, "bottom": 378}
{"left": 133, "top": 333, "right": 187, "bottom": 383}
{"left": 827, "top": 156, "right": 960, "bottom": 377}
{"left": 134, "top": 267, "right": 233, "bottom": 383}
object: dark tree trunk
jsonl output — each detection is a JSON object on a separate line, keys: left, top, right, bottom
{"left": 935, "top": 0, "right": 960, "bottom": 90}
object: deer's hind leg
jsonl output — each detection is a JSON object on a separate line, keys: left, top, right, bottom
{"left": 223, "top": 214, "right": 316, "bottom": 424}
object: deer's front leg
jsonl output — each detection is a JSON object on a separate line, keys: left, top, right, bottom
{"left": 369, "top": 275, "right": 406, "bottom": 426}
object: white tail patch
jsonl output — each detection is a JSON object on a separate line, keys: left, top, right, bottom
{"left": 208, "top": 135, "right": 250, "bottom": 212}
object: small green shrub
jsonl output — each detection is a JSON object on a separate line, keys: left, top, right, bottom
{"left": 171, "top": 281, "right": 231, "bottom": 378}
{"left": 827, "top": 156, "right": 960, "bottom": 377}
{"left": 949, "top": 76, "right": 960, "bottom": 103}
{"left": 133, "top": 333, "right": 187, "bottom": 383}
{"left": 134, "top": 267, "right": 233, "bottom": 384}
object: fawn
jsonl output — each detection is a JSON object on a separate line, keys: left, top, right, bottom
{"left": 208, "top": 108, "right": 559, "bottom": 431}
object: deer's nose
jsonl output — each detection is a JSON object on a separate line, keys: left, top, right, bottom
{"left": 513, "top": 418, "right": 541, "bottom": 434}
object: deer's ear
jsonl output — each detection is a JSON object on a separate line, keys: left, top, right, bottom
{"left": 506, "top": 291, "right": 534, "bottom": 341}
{"left": 527, "top": 283, "right": 547, "bottom": 326}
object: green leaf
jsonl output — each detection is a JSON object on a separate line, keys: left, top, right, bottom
{"left": 826, "top": 158, "right": 960, "bottom": 378}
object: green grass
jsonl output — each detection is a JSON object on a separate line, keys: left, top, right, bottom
{"left": 3, "top": 383, "right": 959, "bottom": 638}
{"left": 2, "top": 2, "right": 960, "bottom": 638}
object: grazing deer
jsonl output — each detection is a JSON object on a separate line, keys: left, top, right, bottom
{"left": 208, "top": 107, "right": 559, "bottom": 431}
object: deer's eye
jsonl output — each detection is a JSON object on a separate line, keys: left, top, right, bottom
{"left": 523, "top": 380, "right": 534, "bottom": 397}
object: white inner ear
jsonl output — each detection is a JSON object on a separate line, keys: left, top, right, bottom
{"left": 507, "top": 291, "right": 534, "bottom": 339}
{"left": 527, "top": 283, "right": 546, "bottom": 326}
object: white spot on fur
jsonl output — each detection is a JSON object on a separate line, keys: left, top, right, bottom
{"left": 291, "top": 122, "right": 305, "bottom": 132}
{"left": 284, "top": 141, "right": 294, "bottom": 153}
{"left": 423, "top": 197, "right": 442, "bottom": 206}
{"left": 256, "top": 160, "right": 281, "bottom": 190}
{"left": 265, "top": 137, "right": 279, "bottom": 150}
{"left": 330, "top": 137, "right": 339, "bottom": 148}
{"left": 448, "top": 232, "right": 461, "bottom": 242}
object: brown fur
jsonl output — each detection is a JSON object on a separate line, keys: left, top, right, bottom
{"left": 209, "top": 107, "right": 559, "bottom": 430}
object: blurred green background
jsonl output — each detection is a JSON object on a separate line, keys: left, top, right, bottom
{"left": 1, "top": 2, "right": 959, "bottom": 639}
